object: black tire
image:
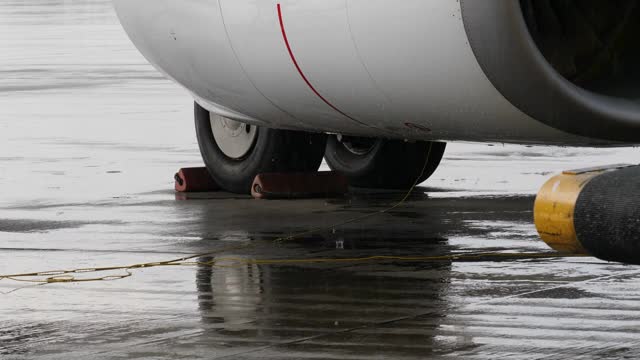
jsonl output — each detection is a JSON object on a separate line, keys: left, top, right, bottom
{"left": 195, "top": 102, "right": 327, "bottom": 194}
{"left": 324, "top": 136, "right": 446, "bottom": 189}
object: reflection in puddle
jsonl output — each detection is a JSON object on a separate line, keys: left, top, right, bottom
{"left": 193, "top": 231, "right": 460, "bottom": 356}
{"left": 197, "top": 255, "right": 269, "bottom": 330}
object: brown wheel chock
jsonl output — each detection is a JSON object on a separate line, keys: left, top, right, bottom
{"left": 174, "top": 167, "right": 220, "bottom": 193}
{"left": 251, "top": 171, "right": 348, "bottom": 199}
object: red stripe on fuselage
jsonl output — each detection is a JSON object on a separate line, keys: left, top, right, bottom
{"left": 277, "top": 3, "right": 359, "bottom": 122}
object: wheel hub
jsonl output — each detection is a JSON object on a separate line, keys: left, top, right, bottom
{"left": 338, "top": 135, "right": 377, "bottom": 156}
{"left": 210, "top": 114, "right": 258, "bottom": 160}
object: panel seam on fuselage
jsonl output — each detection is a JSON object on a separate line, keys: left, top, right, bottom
{"left": 344, "top": 0, "right": 393, "bottom": 106}
{"left": 218, "top": 0, "right": 302, "bottom": 126}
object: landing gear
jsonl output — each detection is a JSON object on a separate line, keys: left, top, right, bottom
{"left": 324, "top": 135, "right": 446, "bottom": 189}
{"left": 194, "top": 102, "right": 326, "bottom": 194}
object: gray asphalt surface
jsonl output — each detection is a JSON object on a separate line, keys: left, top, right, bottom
{"left": 2, "top": 1, "right": 640, "bottom": 359}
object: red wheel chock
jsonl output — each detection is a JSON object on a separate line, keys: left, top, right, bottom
{"left": 174, "top": 167, "right": 220, "bottom": 193}
{"left": 251, "top": 171, "right": 348, "bottom": 199}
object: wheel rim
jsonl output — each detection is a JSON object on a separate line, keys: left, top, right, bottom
{"left": 337, "top": 135, "right": 378, "bottom": 156}
{"left": 210, "top": 113, "right": 258, "bottom": 160}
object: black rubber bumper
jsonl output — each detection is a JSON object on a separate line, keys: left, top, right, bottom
{"left": 574, "top": 166, "right": 640, "bottom": 264}
{"left": 535, "top": 165, "right": 640, "bottom": 264}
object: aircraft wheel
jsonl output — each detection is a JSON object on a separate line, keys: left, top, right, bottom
{"left": 324, "top": 135, "right": 446, "bottom": 189}
{"left": 195, "top": 102, "right": 326, "bottom": 194}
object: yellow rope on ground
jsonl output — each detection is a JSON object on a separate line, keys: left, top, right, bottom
{"left": 0, "top": 144, "right": 582, "bottom": 289}
{"left": 0, "top": 252, "right": 585, "bottom": 286}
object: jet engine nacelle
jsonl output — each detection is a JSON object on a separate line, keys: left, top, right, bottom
{"left": 113, "top": 0, "right": 640, "bottom": 145}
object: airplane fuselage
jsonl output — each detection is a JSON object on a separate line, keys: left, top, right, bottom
{"left": 113, "top": 0, "right": 640, "bottom": 146}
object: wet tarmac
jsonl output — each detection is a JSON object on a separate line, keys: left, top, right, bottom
{"left": 3, "top": 1, "right": 640, "bottom": 359}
